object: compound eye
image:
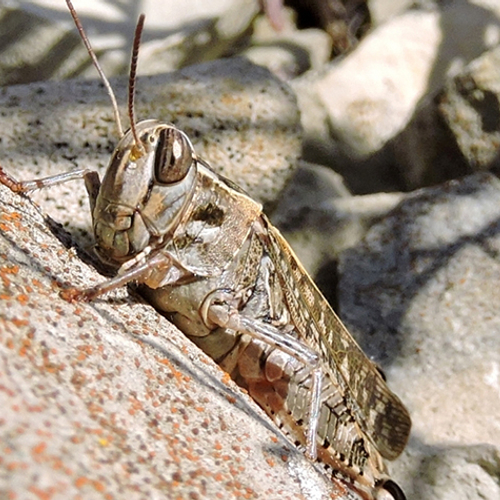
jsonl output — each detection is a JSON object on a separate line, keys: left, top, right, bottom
{"left": 154, "top": 127, "right": 194, "bottom": 184}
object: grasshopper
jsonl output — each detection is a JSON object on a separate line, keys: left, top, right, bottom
{"left": 0, "top": 1, "right": 411, "bottom": 499}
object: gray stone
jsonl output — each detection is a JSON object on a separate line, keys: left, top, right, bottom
{"left": 242, "top": 9, "right": 332, "bottom": 80}
{"left": 369, "top": 0, "right": 414, "bottom": 26}
{"left": 0, "top": 2, "right": 86, "bottom": 85}
{"left": 440, "top": 44, "right": 500, "bottom": 172}
{"left": 394, "top": 43, "right": 500, "bottom": 190}
{"left": 305, "top": 8, "right": 446, "bottom": 157}
{"left": 338, "top": 173, "right": 500, "bottom": 498}
{"left": 271, "top": 161, "right": 403, "bottom": 277}
{"left": 135, "top": 0, "right": 261, "bottom": 75}
{"left": 392, "top": 96, "right": 469, "bottom": 190}
{"left": 0, "top": 57, "right": 300, "bottom": 251}
{"left": 1, "top": 0, "right": 261, "bottom": 83}
{"left": 398, "top": 443, "right": 500, "bottom": 500}
{"left": 293, "top": 0, "right": 500, "bottom": 193}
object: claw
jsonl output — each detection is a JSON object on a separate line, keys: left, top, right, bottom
{"left": 60, "top": 287, "right": 92, "bottom": 303}
{"left": 0, "top": 166, "right": 24, "bottom": 193}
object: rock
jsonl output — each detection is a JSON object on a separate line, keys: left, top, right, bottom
{"left": 305, "top": 8, "right": 445, "bottom": 157}
{"left": 399, "top": 443, "right": 500, "bottom": 499}
{"left": 0, "top": 183, "right": 362, "bottom": 500}
{"left": 338, "top": 173, "right": 500, "bottom": 497}
{"left": 4, "top": 1, "right": 500, "bottom": 498}
{"left": 369, "top": 0, "right": 413, "bottom": 26}
{"left": 271, "top": 161, "right": 403, "bottom": 279}
{"left": 278, "top": 0, "right": 371, "bottom": 56}
{"left": 0, "top": 57, "right": 301, "bottom": 251}
{"left": 0, "top": 0, "right": 262, "bottom": 83}
{"left": 391, "top": 93, "right": 469, "bottom": 191}
{"left": 0, "top": 2, "right": 85, "bottom": 85}
{"left": 293, "top": 0, "right": 500, "bottom": 193}
{"left": 136, "top": 0, "right": 260, "bottom": 75}
{"left": 439, "top": 44, "right": 500, "bottom": 173}
{"left": 242, "top": 9, "right": 332, "bottom": 80}
{"left": 394, "top": 39, "right": 500, "bottom": 190}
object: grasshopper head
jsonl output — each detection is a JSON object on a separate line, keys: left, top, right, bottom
{"left": 64, "top": 7, "right": 196, "bottom": 266}
{"left": 91, "top": 119, "right": 197, "bottom": 265}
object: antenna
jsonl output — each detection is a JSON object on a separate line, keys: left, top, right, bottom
{"left": 65, "top": 0, "right": 124, "bottom": 138}
{"left": 128, "top": 14, "right": 146, "bottom": 155}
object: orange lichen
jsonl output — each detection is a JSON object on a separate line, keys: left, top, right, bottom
{"left": 31, "top": 442, "right": 47, "bottom": 455}
{"left": 74, "top": 477, "right": 90, "bottom": 489}
{"left": 92, "top": 480, "right": 106, "bottom": 493}
{"left": 16, "top": 294, "right": 29, "bottom": 305}
{"left": 6, "top": 461, "right": 28, "bottom": 471}
{"left": 76, "top": 352, "right": 87, "bottom": 362}
{"left": 28, "top": 485, "right": 54, "bottom": 500}
{"left": 12, "top": 318, "right": 29, "bottom": 327}
{"left": 31, "top": 278, "right": 44, "bottom": 289}
{"left": 26, "top": 405, "right": 44, "bottom": 413}
{"left": 1, "top": 212, "right": 22, "bottom": 222}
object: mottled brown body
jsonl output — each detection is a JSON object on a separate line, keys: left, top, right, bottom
{"left": 85, "top": 129, "right": 410, "bottom": 498}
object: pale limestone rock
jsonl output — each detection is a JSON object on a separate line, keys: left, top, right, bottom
{"left": 339, "top": 173, "right": 500, "bottom": 498}
{"left": 0, "top": 58, "right": 300, "bottom": 253}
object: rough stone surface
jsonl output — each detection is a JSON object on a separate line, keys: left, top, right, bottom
{"left": 293, "top": 0, "right": 500, "bottom": 193}
{"left": 394, "top": 42, "right": 500, "bottom": 190}
{"left": 242, "top": 10, "right": 332, "bottom": 81}
{"left": 0, "top": 57, "right": 300, "bottom": 251}
{"left": 0, "top": 2, "right": 80, "bottom": 86}
{"left": 131, "top": 0, "right": 260, "bottom": 75}
{"left": 0, "top": 184, "right": 364, "bottom": 500}
{"left": 271, "top": 161, "right": 403, "bottom": 278}
{"left": 6, "top": 0, "right": 500, "bottom": 197}
{"left": 369, "top": 0, "right": 414, "bottom": 26}
{"left": 440, "top": 44, "right": 500, "bottom": 172}
{"left": 314, "top": 8, "right": 444, "bottom": 157}
{"left": 0, "top": 0, "right": 260, "bottom": 83}
{"left": 3, "top": 0, "right": 331, "bottom": 83}
{"left": 338, "top": 173, "right": 500, "bottom": 499}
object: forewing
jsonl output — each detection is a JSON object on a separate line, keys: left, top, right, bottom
{"left": 263, "top": 219, "right": 411, "bottom": 460}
